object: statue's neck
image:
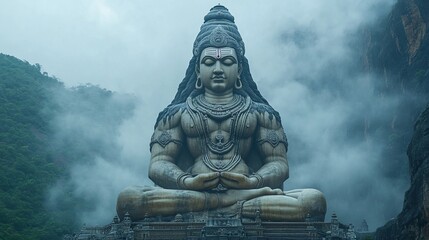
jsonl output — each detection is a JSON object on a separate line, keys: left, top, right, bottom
{"left": 204, "top": 89, "right": 233, "bottom": 104}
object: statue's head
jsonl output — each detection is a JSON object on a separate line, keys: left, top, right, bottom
{"left": 193, "top": 6, "right": 246, "bottom": 97}
{"left": 156, "top": 5, "right": 279, "bottom": 125}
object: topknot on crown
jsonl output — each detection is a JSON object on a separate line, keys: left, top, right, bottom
{"left": 204, "top": 4, "right": 235, "bottom": 23}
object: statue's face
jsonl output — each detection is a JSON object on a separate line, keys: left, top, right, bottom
{"left": 198, "top": 47, "right": 239, "bottom": 94}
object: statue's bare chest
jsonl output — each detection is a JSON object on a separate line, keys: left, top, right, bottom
{"left": 182, "top": 95, "right": 256, "bottom": 140}
{"left": 181, "top": 110, "right": 257, "bottom": 139}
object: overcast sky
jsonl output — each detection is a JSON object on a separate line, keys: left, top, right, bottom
{"left": 1, "top": 0, "right": 402, "bottom": 230}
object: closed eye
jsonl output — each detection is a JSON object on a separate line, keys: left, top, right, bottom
{"left": 201, "top": 57, "right": 215, "bottom": 66}
{"left": 221, "top": 57, "right": 236, "bottom": 66}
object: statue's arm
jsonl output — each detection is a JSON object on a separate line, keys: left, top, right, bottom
{"left": 255, "top": 111, "right": 289, "bottom": 189}
{"left": 149, "top": 111, "right": 186, "bottom": 189}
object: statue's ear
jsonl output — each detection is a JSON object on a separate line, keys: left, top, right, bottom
{"left": 238, "top": 63, "right": 243, "bottom": 75}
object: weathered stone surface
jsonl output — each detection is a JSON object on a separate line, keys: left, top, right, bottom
{"left": 362, "top": 0, "right": 429, "bottom": 95}
{"left": 376, "top": 105, "right": 429, "bottom": 240}
{"left": 116, "top": 4, "right": 327, "bottom": 224}
{"left": 365, "top": 1, "right": 429, "bottom": 237}
{"left": 400, "top": 0, "right": 426, "bottom": 63}
{"left": 360, "top": 0, "right": 429, "bottom": 206}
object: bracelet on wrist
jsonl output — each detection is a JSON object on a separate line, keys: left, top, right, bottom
{"left": 176, "top": 172, "right": 191, "bottom": 189}
{"left": 250, "top": 173, "right": 264, "bottom": 188}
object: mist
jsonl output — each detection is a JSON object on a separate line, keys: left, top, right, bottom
{"left": 0, "top": 0, "right": 407, "bottom": 230}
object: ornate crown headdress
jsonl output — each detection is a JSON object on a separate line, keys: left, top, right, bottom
{"left": 192, "top": 5, "right": 245, "bottom": 60}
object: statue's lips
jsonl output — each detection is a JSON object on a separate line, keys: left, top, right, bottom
{"left": 212, "top": 77, "right": 225, "bottom": 83}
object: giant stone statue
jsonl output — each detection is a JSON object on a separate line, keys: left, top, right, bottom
{"left": 116, "top": 5, "right": 327, "bottom": 222}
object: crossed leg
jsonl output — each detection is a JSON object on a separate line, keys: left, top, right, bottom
{"left": 242, "top": 189, "right": 327, "bottom": 221}
{"left": 116, "top": 186, "right": 326, "bottom": 222}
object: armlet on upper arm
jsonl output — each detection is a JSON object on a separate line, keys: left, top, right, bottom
{"left": 150, "top": 130, "right": 184, "bottom": 151}
{"left": 256, "top": 129, "right": 288, "bottom": 150}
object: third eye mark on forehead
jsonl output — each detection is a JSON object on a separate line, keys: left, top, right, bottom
{"left": 203, "top": 48, "right": 234, "bottom": 59}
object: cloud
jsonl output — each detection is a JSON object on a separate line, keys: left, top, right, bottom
{"left": 89, "top": 0, "right": 118, "bottom": 26}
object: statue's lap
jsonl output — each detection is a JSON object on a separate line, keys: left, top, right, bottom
{"left": 116, "top": 186, "right": 326, "bottom": 222}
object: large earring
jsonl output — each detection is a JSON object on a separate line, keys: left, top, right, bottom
{"left": 195, "top": 77, "right": 203, "bottom": 89}
{"left": 235, "top": 77, "right": 242, "bottom": 89}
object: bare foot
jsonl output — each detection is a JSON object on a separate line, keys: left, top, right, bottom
{"left": 219, "top": 187, "right": 284, "bottom": 207}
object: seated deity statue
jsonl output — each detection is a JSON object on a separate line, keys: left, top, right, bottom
{"left": 116, "top": 5, "right": 327, "bottom": 222}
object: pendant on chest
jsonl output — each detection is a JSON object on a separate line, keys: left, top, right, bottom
{"left": 205, "top": 119, "right": 233, "bottom": 154}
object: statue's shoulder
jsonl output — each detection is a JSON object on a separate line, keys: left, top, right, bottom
{"left": 250, "top": 101, "right": 275, "bottom": 115}
{"left": 250, "top": 101, "right": 283, "bottom": 128}
{"left": 155, "top": 103, "right": 186, "bottom": 130}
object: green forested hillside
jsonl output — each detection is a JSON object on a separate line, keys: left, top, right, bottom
{"left": 0, "top": 53, "right": 135, "bottom": 239}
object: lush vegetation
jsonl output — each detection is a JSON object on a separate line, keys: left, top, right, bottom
{"left": 0, "top": 53, "right": 134, "bottom": 239}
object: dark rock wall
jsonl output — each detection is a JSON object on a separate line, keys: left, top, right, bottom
{"left": 360, "top": 0, "right": 429, "bottom": 199}
{"left": 401, "top": 105, "right": 429, "bottom": 239}
{"left": 376, "top": 105, "right": 429, "bottom": 240}
{"left": 369, "top": 0, "right": 429, "bottom": 239}
{"left": 363, "top": 0, "right": 428, "bottom": 96}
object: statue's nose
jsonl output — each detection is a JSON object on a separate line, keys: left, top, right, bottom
{"left": 213, "top": 61, "right": 223, "bottom": 74}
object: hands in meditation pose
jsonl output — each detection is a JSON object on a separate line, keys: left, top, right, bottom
{"left": 116, "top": 5, "right": 326, "bottom": 222}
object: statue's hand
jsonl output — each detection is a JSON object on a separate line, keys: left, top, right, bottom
{"left": 220, "top": 172, "right": 259, "bottom": 189}
{"left": 183, "top": 172, "right": 220, "bottom": 191}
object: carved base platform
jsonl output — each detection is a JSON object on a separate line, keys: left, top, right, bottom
{"left": 64, "top": 213, "right": 357, "bottom": 240}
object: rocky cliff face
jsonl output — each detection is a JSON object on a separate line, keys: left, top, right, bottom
{"left": 364, "top": 0, "right": 429, "bottom": 239}
{"left": 360, "top": 0, "right": 429, "bottom": 200}
{"left": 363, "top": 0, "right": 428, "bottom": 96}
{"left": 376, "top": 105, "right": 429, "bottom": 239}
{"left": 402, "top": 106, "right": 429, "bottom": 239}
